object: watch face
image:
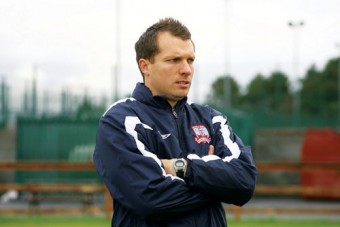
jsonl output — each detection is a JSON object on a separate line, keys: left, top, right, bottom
{"left": 175, "top": 160, "right": 185, "bottom": 167}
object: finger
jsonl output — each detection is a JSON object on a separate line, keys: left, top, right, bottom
{"left": 208, "top": 145, "right": 214, "bottom": 155}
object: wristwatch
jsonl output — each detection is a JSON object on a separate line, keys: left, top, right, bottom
{"left": 173, "top": 158, "right": 187, "bottom": 178}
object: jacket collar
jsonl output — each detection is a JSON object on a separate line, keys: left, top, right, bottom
{"left": 132, "top": 83, "right": 187, "bottom": 111}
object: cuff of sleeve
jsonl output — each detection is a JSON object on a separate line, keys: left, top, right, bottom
{"left": 184, "top": 159, "right": 193, "bottom": 186}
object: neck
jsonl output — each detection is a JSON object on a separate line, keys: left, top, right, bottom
{"left": 168, "top": 100, "right": 177, "bottom": 108}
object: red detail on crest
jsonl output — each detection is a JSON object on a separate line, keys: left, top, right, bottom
{"left": 191, "top": 125, "right": 211, "bottom": 144}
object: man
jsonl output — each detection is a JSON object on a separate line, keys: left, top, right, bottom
{"left": 94, "top": 17, "right": 256, "bottom": 226}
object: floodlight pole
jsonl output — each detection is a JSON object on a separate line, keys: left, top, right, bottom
{"left": 288, "top": 20, "right": 304, "bottom": 125}
{"left": 224, "top": 0, "right": 231, "bottom": 109}
{"left": 32, "top": 64, "right": 38, "bottom": 117}
{"left": 114, "top": 0, "right": 121, "bottom": 102}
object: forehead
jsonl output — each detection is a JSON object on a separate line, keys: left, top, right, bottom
{"left": 156, "top": 32, "right": 195, "bottom": 57}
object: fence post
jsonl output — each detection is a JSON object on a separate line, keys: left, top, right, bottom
{"left": 232, "top": 206, "right": 241, "bottom": 221}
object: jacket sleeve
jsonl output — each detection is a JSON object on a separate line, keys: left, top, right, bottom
{"left": 184, "top": 108, "right": 257, "bottom": 206}
{"left": 93, "top": 108, "right": 209, "bottom": 219}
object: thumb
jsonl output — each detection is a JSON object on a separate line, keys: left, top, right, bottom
{"left": 208, "top": 145, "right": 215, "bottom": 155}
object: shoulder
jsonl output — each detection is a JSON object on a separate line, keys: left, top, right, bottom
{"left": 101, "top": 97, "right": 138, "bottom": 121}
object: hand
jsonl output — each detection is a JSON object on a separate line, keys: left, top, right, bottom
{"left": 208, "top": 145, "right": 215, "bottom": 155}
{"left": 161, "top": 159, "right": 176, "bottom": 176}
{"left": 161, "top": 145, "right": 214, "bottom": 176}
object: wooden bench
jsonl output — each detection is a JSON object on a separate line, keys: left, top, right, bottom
{"left": 255, "top": 161, "right": 340, "bottom": 197}
{"left": 0, "top": 162, "right": 112, "bottom": 217}
{"left": 230, "top": 161, "right": 340, "bottom": 220}
{"left": 1, "top": 161, "right": 340, "bottom": 219}
{"left": 0, "top": 183, "right": 107, "bottom": 214}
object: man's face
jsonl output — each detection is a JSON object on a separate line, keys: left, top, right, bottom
{"left": 140, "top": 31, "right": 195, "bottom": 107}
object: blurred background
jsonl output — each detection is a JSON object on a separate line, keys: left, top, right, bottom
{"left": 0, "top": 0, "right": 339, "bottom": 223}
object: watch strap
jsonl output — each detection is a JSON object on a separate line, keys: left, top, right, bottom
{"left": 176, "top": 169, "right": 185, "bottom": 178}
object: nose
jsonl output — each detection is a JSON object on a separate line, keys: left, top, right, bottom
{"left": 179, "top": 61, "right": 193, "bottom": 76}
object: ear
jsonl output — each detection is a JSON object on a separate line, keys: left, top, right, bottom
{"left": 138, "top": 59, "right": 150, "bottom": 76}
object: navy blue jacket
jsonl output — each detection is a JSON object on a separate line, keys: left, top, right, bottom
{"left": 94, "top": 83, "right": 256, "bottom": 227}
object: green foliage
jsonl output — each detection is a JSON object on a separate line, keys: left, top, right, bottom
{"left": 75, "top": 97, "right": 106, "bottom": 120}
{"left": 300, "top": 65, "right": 322, "bottom": 115}
{"left": 60, "top": 90, "right": 107, "bottom": 120}
{"left": 301, "top": 58, "right": 339, "bottom": 117}
{"left": 206, "top": 75, "right": 242, "bottom": 107}
{"left": 208, "top": 57, "right": 340, "bottom": 120}
{"left": 211, "top": 76, "right": 240, "bottom": 99}
{"left": 241, "top": 71, "right": 291, "bottom": 113}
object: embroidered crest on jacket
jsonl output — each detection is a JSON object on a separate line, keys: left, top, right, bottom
{"left": 191, "top": 125, "right": 211, "bottom": 144}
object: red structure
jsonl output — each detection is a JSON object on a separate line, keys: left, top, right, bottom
{"left": 301, "top": 128, "right": 340, "bottom": 199}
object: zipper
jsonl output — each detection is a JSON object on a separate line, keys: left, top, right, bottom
{"left": 172, "top": 108, "right": 178, "bottom": 118}
{"left": 172, "top": 108, "right": 185, "bottom": 157}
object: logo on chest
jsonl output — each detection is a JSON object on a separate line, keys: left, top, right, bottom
{"left": 191, "top": 125, "right": 211, "bottom": 144}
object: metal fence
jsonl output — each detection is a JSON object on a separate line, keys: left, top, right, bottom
{"left": 15, "top": 117, "right": 100, "bottom": 183}
{"left": 0, "top": 79, "right": 9, "bottom": 128}
{"left": 215, "top": 106, "right": 339, "bottom": 146}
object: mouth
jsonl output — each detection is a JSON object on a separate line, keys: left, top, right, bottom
{"left": 176, "top": 81, "right": 190, "bottom": 85}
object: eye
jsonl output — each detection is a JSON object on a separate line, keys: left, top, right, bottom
{"left": 187, "top": 58, "right": 195, "bottom": 64}
{"left": 170, "top": 58, "right": 180, "bottom": 63}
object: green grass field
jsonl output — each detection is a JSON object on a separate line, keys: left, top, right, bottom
{"left": 0, "top": 216, "right": 340, "bottom": 227}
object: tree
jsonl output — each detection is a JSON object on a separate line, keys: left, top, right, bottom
{"left": 205, "top": 75, "right": 241, "bottom": 108}
{"left": 240, "top": 71, "right": 290, "bottom": 113}
{"left": 300, "top": 65, "right": 324, "bottom": 115}
{"left": 76, "top": 97, "right": 106, "bottom": 120}
{"left": 242, "top": 74, "right": 268, "bottom": 111}
{"left": 207, "top": 57, "right": 339, "bottom": 120}
{"left": 267, "top": 71, "right": 291, "bottom": 113}
{"left": 301, "top": 58, "right": 339, "bottom": 117}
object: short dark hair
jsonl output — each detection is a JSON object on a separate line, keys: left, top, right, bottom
{"left": 135, "top": 18, "right": 193, "bottom": 75}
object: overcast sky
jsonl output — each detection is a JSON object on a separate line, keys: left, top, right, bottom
{"left": 1, "top": 0, "right": 340, "bottom": 109}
